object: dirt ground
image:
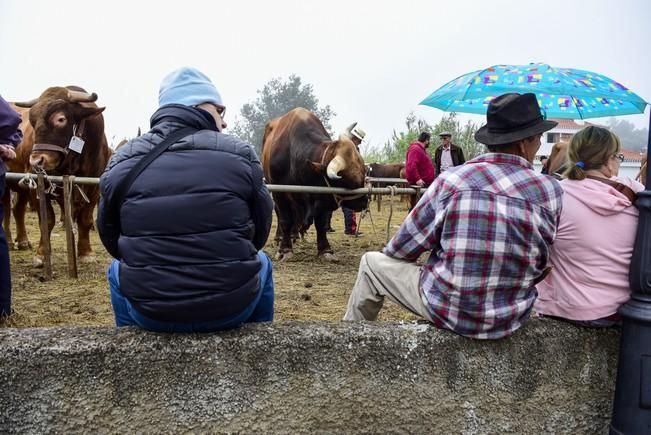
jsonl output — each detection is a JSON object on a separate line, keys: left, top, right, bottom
{"left": 1, "top": 196, "right": 419, "bottom": 328}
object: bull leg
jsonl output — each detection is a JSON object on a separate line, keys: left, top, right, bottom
{"left": 291, "top": 205, "right": 306, "bottom": 244}
{"left": 274, "top": 195, "right": 295, "bottom": 261}
{"left": 55, "top": 196, "right": 65, "bottom": 228}
{"left": 13, "top": 190, "right": 32, "bottom": 250}
{"left": 314, "top": 207, "right": 337, "bottom": 262}
{"left": 33, "top": 199, "right": 55, "bottom": 268}
{"left": 273, "top": 203, "right": 283, "bottom": 245}
{"left": 76, "top": 203, "right": 95, "bottom": 263}
{"left": 2, "top": 189, "right": 13, "bottom": 250}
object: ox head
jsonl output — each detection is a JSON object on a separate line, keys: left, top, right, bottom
{"left": 15, "top": 86, "right": 105, "bottom": 171}
{"left": 310, "top": 135, "right": 368, "bottom": 211}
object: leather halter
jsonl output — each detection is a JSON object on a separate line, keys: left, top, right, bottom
{"left": 32, "top": 120, "right": 86, "bottom": 156}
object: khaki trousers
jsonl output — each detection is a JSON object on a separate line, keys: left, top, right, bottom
{"left": 343, "top": 251, "right": 432, "bottom": 321}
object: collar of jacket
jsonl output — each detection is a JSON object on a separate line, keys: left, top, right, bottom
{"left": 149, "top": 104, "right": 219, "bottom": 132}
{"left": 470, "top": 152, "right": 533, "bottom": 170}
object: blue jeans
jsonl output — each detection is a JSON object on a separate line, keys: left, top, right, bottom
{"left": 343, "top": 207, "right": 357, "bottom": 234}
{"left": 107, "top": 251, "right": 274, "bottom": 332}
{"left": 0, "top": 175, "right": 11, "bottom": 316}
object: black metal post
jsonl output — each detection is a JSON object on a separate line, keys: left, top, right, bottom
{"left": 610, "top": 109, "right": 651, "bottom": 434}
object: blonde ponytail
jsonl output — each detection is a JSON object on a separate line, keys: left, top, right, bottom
{"left": 563, "top": 126, "right": 620, "bottom": 180}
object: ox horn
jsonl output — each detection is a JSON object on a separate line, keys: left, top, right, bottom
{"left": 14, "top": 98, "right": 39, "bottom": 108}
{"left": 326, "top": 155, "right": 346, "bottom": 180}
{"left": 67, "top": 90, "right": 98, "bottom": 103}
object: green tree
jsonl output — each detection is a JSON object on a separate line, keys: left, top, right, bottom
{"left": 230, "top": 75, "right": 335, "bottom": 154}
{"left": 606, "top": 117, "right": 648, "bottom": 152}
{"left": 433, "top": 113, "right": 486, "bottom": 160}
{"left": 373, "top": 113, "right": 430, "bottom": 163}
{"left": 366, "top": 112, "right": 484, "bottom": 163}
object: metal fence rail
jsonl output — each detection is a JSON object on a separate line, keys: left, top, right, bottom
{"left": 4, "top": 171, "right": 419, "bottom": 280}
{"left": 365, "top": 177, "right": 409, "bottom": 184}
{"left": 5, "top": 172, "right": 419, "bottom": 195}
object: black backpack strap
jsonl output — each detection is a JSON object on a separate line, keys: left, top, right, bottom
{"left": 109, "top": 126, "right": 196, "bottom": 225}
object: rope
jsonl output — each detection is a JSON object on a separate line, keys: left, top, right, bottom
{"left": 31, "top": 167, "right": 59, "bottom": 198}
{"left": 75, "top": 183, "right": 90, "bottom": 203}
{"left": 356, "top": 184, "right": 377, "bottom": 238}
{"left": 18, "top": 173, "right": 37, "bottom": 190}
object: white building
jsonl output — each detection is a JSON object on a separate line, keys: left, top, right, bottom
{"left": 536, "top": 119, "right": 645, "bottom": 180}
{"left": 539, "top": 119, "right": 589, "bottom": 156}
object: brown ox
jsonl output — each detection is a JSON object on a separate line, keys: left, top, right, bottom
{"left": 366, "top": 162, "right": 405, "bottom": 181}
{"left": 365, "top": 162, "right": 410, "bottom": 205}
{"left": 2, "top": 104, "right": 36, "bottom": 250}
{"left": 261, "top": 108, "right": 368, "bottom": 261}
{"left": 15, "top": 86, "right": 111, "bottom": 267}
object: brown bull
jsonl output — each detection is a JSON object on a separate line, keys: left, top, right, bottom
{"left": 14, "top": 86, "right": 111, "bottom": 267}
{"left": 366, "top": 162, "right": 405, "bottom": 181}
{"left": 2, "top": 104, "right": 36, "bottom": 250}
{"left": 366, "top": 162, "right": 410, "bottom": 205}
{"left": 261, "top": 108, "right": 368, "bottom": 261}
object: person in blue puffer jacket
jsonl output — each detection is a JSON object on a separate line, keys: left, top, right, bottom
{"left": 97, "top": 67, "right": 274, "bottom": 332}
{"left": 0, "top": 95, "right": 22, "bottom": 318}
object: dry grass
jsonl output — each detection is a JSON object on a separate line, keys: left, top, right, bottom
{"left": 2, "top": 196, "right": 418, "bottom": 328}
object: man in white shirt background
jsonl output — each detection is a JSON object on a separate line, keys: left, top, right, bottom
{"left": 434, "top": 131, "right": 466, "bottom": 176}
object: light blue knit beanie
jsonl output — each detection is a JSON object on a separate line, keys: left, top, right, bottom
{"left": 158, "top": 67, "right": 223, "bottom": 107}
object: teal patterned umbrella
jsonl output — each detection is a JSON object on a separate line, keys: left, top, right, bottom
{"left": 420, "top": 63, "right": 648, "bottom": 119}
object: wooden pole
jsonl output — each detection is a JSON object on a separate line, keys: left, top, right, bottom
{"left": 376, "top": 190, "right": 382, "bottom": 213}
{"left": 63, "top": 176, "right": 77, "bottom": 279}
{"left": 36, "top": 173, "right": 52, "bottom": 281}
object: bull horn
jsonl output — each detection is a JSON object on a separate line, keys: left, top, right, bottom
{"left": 14, "top": 98, "right": 38, "bottom": 108}
{"left": 67, "top": 90, "right": 98, "bottom": 103}
{"left": 326, "top": 155, "right": 346, "bottom": 180}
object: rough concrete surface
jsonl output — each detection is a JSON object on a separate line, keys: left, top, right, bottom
{"left": 0, "top": 318, "right": 619, "bottom": 434}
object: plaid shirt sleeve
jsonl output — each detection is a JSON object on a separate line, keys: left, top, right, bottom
{"left": 383, "top": 177, "right": 450, "bottom": 261}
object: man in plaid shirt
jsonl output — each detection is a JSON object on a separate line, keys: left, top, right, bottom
{"left": 344, "top": 93, "right": 563, "bottom": 339}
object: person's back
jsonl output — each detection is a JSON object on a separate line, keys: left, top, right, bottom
{"left": 535, "top": 126, "right": 638, "bottom": 325}
{"left": 404, "top": 152, "right": 561, "bottom": 337}
{"left": 98, "top": 67, "right": 274, "bottom": 331}
{"left": 0, "top": 95, "right": 22, "bottom": 318}
{"left": 344, "top": 93, "right": 562, "bottom": 339}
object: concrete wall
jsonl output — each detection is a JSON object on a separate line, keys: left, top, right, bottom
{"left": 0, "top": 318, "right": 619, "bottom": 434}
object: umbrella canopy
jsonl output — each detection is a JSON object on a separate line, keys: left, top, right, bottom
{"left": 420, "top": 63, "right": 648, "bottom": 119}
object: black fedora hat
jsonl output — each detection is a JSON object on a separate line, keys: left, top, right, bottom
{"left": 475, "top": 93, "right": 558, "bottom": 145}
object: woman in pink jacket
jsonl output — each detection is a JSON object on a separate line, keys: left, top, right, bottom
{"left": 535, "top": 126, "right": 642, "bottom": 327}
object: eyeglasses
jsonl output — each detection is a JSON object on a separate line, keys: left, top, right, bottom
{"left": 215, "top": 105, "right": 226, "bottom": 119}
{"left": 613, "top": 153, "right": 625, "bottom": 163}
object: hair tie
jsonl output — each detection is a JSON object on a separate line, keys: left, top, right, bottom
{"left": 575, "top": 161, "right": 585, "bottom": 169}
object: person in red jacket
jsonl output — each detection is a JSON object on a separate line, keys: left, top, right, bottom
{"left": 405, "top": 132, "right": 435, "bottom": 209}
{"left": 405, "top": 132, "right": 435, "bottom": 187}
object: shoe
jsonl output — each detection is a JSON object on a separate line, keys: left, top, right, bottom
{"left": 345, "top": 231, "right": 363, "bottom": 236}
